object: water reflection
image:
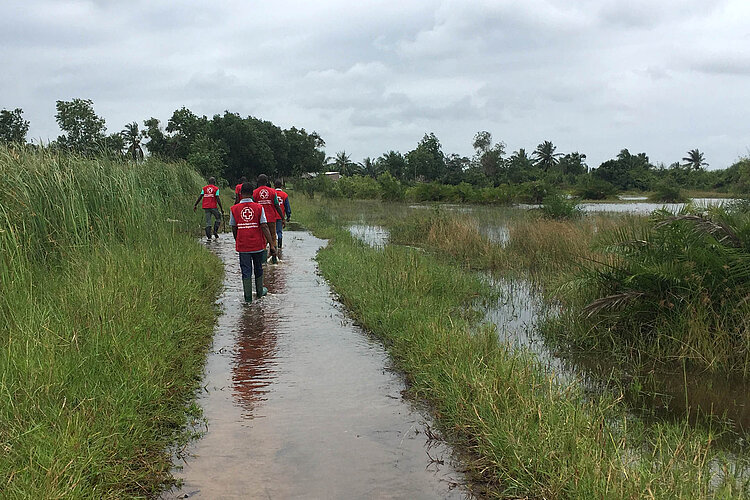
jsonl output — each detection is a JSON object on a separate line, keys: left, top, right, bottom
{"left": 483, "top": 276, "right": 750, "bottom": 435}
{"left": 232, "top": 310, "right": 279, "bottom": 416}
{"left": 348, "top": 224, "right": 389, "bottom": 248}
{"left": 581, "top": 197, "right": 736, "bottom": 214}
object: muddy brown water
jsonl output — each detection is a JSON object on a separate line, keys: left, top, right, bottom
{"left": 165, "top": 231, "right": 468, "bottom": 499}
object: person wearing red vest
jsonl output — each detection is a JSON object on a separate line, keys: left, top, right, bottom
{"left": 252, "top": 174, "right": 284, "bottom": 263}
{"left": 193, "top": 177, "right": 224, "bottom": 241}
{"left": 234, "top": 176, "right": 247, "bottom": 204}
{"left": 274, "top": 178, "right": 291, "bottom": 249}
{"left": 229, "top": 183, "right": 277, "bottom": 302}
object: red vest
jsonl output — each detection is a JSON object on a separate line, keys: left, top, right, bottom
{"left": 234, "top": 184, "right": 242, "bottom": 199}
{"left": 252, "top": 186, "right": 279, "bottom": 222}
{"left": 231, "top": 201, "right": 266, "bottom": 252}
{"left": 276, "top": 189, "right": 288, "bottom": 217}
{"left": 201, "top": 185, "right": 219, "bottom": 209}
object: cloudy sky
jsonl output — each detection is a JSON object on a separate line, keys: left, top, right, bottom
{"left": 2, "top": 0, "right": 749, "bottom": 169}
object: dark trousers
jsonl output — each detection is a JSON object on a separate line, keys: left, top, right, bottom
{"left": 276, "top": 219, "right": 283, "bottom": 243}
{"left": 239, "top": 251, "right": 264, "bottom": 280}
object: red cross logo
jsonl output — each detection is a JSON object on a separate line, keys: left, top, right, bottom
{"left": 259, "top": 190, "right": 269, "bottom": 200}
{"left": 241, "top": 207, "right": 254, "bottom": 221}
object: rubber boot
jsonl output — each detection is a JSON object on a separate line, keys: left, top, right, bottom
{"left": 255, "top": 275, "right": 268, "bottom": 298}
{"left": 242, "top": 278, "right": 253, "bottom": 303}
{"left": 278, "top": 237, "right": 282, "bottom": 249}
{"left": 213, "top": 220, "right": 220, "bottom": 239}
{"left": 205, "top": 226, "right": 212, "bottom": 241}
{"left": 271, "top": 252, "right": 278, "bottom": 264}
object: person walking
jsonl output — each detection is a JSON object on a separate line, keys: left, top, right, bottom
{"left": 252, "top": 174, "right": 284, "bottom": 263}
{"left": 230, "top": 183, "right": 277, "bottom": 302}
{"left": 234, "top": 176, "right": 247, "bottom": 204}
{"left": 274, "top": 179, "right": 291, "bottom": 249}
{"left": 193, "top": 177, "right": 224, "bottom": 241}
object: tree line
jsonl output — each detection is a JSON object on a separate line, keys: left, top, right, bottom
{"left": 2, "top": 102, "right": 749, "bottom": 195}
{"left": 0, "top": 100, "right": 326, "bottom": 183}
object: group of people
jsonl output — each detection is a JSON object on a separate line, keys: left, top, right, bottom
{"left": 193, "top": 174, "right": 292, "bottom": 303}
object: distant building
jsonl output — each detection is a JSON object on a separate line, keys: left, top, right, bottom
{"left": 302, "top": 171, "right": 340, "bottom": 181}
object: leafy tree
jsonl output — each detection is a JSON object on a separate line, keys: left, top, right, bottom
{"left": 558, "top": 152, "right": 588, "bottom": 176}
{"left": 406, "top": 133, "right": 446, "bottom": 181}
{"left": 0, "top": 108, "right": 30, "bottom": 144}
{"left": 507, "top": 149, "right": 534, "bottom": 183}
{"left": 122, "top": 122, "right": 144, "bottom": 161}
{"left": 682, "top": 149, "right": 708, "bottom": 171}
{"left": 188, "top": 135, "right": 226, "bottom": 180}
{"left": 592, "top": 149, "right": 654, "bottom": 190}
{"left": 284, "top": 127, "right": 326, "bottom": 177}
{"left": 166, "top": 107, "right": 207, "bottom": 160}
{"left": 533, "top": 140, "right": 562, "bottom": 172}
{"left": 444, "top": 154, "right": 470, "bottom": 185}
{"left": 472, "top": 131, "right": 505, "bottom": 179}
{"left": 104, "top": 132, "right": 125, "bottom": 158}
{"left": 377, "top": 151, "right": 407, "bottom": 180}
{"left": 207, "top": 112, "right": 274, "bottom": 181}
{"left": 54, "top": 98, "right": 106, "bottom": 155}
{"left": 358, "top": 157, "right": 381, "bottom": 178}
{"left": 142, "top": 117, "right": 174, "bottom": 159}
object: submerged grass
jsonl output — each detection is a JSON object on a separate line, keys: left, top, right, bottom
{"left": 294, "top": 198, "right": 749, "bottom": 499}
{"left": 0, "top": 147, "right": 222, "bottom": 497}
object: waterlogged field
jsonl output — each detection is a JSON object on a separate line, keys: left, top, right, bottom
{"left": 294, "top": 194, "right": 750, "bottom": 498}
{"left": 0, "top": 148, "right": 223, "bottom": 497}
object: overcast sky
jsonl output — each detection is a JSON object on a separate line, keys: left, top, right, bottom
{"left": 2, "top": 0, "right": 749, "bottom": 169}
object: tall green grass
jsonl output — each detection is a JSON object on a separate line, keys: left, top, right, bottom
{"left": 294, "top": 199, "right": 749, "bottom": 498}
{"left": 0, "top": 147, "right": 222, "bottom": 497}
{"left": 551, "top": 204, "right": 750, "bottom": 374}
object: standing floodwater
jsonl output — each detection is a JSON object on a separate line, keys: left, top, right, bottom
{"left": 166, "top": 231, "right": 467, "bottom": 499}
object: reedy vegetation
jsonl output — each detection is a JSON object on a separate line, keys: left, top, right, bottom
{"left": 553, "top": 203, "right": 750, "bottom": 374}
{"left": 294, "top": 197, "right": 748, "bottom": 498}
{"left": 0, "top": 147, "right": 222, "bottom": 497}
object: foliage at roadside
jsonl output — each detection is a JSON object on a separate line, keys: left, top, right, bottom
{"left": 0, "top": 147, "right": 223, "bottom": 497}
{"left": 553, "top": 203, "right": 750, "bottom": 374}
{"left": 294, "top": 199, "right": 748, "bottom": 499}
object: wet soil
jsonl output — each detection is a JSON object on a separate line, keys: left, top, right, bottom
{"left": 165, "top": 231, "right": 468, "bottom": 499}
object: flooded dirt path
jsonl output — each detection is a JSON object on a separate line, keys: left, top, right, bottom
{"left": 167, "top": 231, "right": 467, "bottom": 499}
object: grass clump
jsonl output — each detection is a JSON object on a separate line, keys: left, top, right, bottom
{"left": 551, "top": 204, "right": 750, "bottom": 374}
{"left": 0, "top": 147, "right": 222, "bottom": 497}
{"left": 539, "top": 193, "right": 583, "bottom": 220}
{"left": 295, "top": 200, "right": 748, "bottom": 498}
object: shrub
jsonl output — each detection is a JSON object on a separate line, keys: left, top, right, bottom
{"left": 377, "top": 172, "right": 404, "bottom": 201}
{"left": 649, "top": 179, "right": 687, "bottom": 203}
{"left": 540, "top": 193, "right": 583, "bottom": 220}
{"left": 574, "top": 176, "right": 617, "bottom": 200}
{"left": 557, "top": 205, "right": 750, "bottom": 373}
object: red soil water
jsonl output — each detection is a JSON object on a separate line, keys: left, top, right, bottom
{"left": 165, "top": 231, "right": 469, "bottom": 499}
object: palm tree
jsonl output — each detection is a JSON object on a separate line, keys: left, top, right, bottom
{"left": 532, "top": 140, "right": 562, "bottom": 172}
{"left": 682, "top": 149, "right": 708, "bottom": 171}
{"left": 358, "top": 157, "right": 381, "bottom": 178}
{"left": 327, "top": 151, "right": 360, "bottom": 176}
{"left": 122, "top": 122, "right": 144, "bottom": 161}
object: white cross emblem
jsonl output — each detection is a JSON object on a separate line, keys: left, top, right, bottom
{"left": 241, "top": 207, "right": 254, "bottom": 221}
{"left": 259, "top": 190, "right": 269, "bottom": 200}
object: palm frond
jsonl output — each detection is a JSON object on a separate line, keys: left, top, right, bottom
{"left": 582, "top": 290, "right": 646, "bottom": 318}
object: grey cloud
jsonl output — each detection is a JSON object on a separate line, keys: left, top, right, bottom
{"left": 1, "top": 0, "right": 749, "bottom": 169}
